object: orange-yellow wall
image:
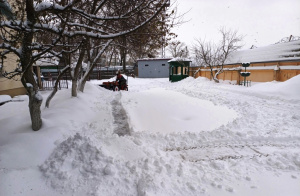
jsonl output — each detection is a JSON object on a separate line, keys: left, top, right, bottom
{"left": 0, "top": 2, "right": 27, "bottom": 97}
{"left": 0, "top": 53, "right": 26, "bottom": 96}
{"left": 191, "top": 61, "right": 300, "bottom": 83}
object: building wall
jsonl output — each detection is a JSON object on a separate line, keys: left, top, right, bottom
{"left": 0, "top": 53, "right": 26, "bottom": 96}
{"left": 191, "top": 61, "right": 300, "bottom": 83}
{"left": 138, "top": 59, "right": 170, "bottom": 78}
{"left": 279, "top": 69, "right": 300, "bottom": 81}
{"left": 0, "top": 2, "right": 26, "bottom": 97}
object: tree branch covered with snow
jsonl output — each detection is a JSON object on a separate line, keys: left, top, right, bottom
{"left": 0, "top": 0, "right": 170, "bottom": 131}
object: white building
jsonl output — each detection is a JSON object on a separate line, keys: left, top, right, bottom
{"left": 137, "top": 58, "right": 171, "bottom": 78}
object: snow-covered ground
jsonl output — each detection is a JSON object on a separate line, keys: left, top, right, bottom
{"left": 0, "top": 75, "right": 300, "bottom": 196}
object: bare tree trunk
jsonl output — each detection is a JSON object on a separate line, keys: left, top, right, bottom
{"left": 27, "top": 85, "right": 43, "bottom": 130}
{"left": 121, "top": 36, "right": 127, "bottom": 72}
{"left": 45, "top": 66, "right": 70, "bottom": 108}
{"left": 78, "top": 40, "right": 112, "bottom": 92}
{"left": 78, "top": 79, "right": 87, "bottom": 92}
{"left": 20, "top": 0, "right": 42, "bottom": 131}
{"left": 107, "top": 47, "right": 115, "bottom": 67}
{"left": 208, "top": 65, "right": 219, "bottom": 83}
{"left": 71, "top": 78, "right": 78, "bottom": 97}
{"left": 21, "top": 65, "right": 43, "bottom": 131}
{"left": 71, "top": 46, "right": 86, "bottom": 97}
{"left": 214, "top": 67, "right": 224, "bottom": 83}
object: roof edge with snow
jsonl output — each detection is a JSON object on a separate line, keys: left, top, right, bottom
{"left": 137, "top": 58, "right": 172, "bottom": 62}
{"left": 224, "top": 40, "right": 300, "bottom": 65}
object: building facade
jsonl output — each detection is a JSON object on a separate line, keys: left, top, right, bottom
{"left": 0, "top": 51, "right": 26, "bottom": 97}
{"left": 0, "top": 0, "right": 26, "bottom": 97}
{"left": 137, "top": 58, "right": 171, "bottom": 78}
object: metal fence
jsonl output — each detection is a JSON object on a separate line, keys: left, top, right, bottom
{"left": 239, "top": 80, "right": 251, "bottom": 87}
{"left": 39, "top": 71, "right": 69, "bottom": 91}
{"left": 39, "top": 66, "right": 134, "bottom": 91}
{"left": 40, "top": 77, "right": 69, "bottom": 90}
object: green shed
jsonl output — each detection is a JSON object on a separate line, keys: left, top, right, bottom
{"left": 168, "top": 58, "right": 191, "bottom": 82}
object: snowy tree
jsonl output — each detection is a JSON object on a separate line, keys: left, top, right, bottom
{"left": 0, "top": 0, "right": 170, "bottom": 131}
{"left": 0, "top": 0, "right": 14, "bottom": 20}
{"left": 168, "top": 40, "right": 189, "bottom": 58}
{"left": 193, "top": 28, "right": 244, "bottom": 82}
{"left": 71, "top": 0, "right": 172, "bottom": 94}
{"left": 105, "top": 0, "right": 176, "bottom": 71}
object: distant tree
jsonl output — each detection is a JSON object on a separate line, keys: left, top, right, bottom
{"left": 75, "top": 0, "right": 172, "bottom": 93}
{"left": 168, "top": 40, "right": 189, "bottom": 58}
{"left": 127, "top": 6, "right": 179, "bottom": 61}
{"left": 112, "top": 1, "right": 177, "bottom": 71}
{"left": 193, "top": 28, "right": 244, "bottom": 82}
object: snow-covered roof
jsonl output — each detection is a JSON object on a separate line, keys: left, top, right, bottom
{"left": 137, "top": 58, "right": 172, "bottom": 62}
{"left": 168, "top": 57, "right": 192, "bottom": 63}
{"left": 225, "top": 40, "right": 300, "bottom": 64}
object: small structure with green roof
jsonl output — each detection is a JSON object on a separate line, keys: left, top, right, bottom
{"left": 168, "top": 58, "right": 192, "bottom": 82}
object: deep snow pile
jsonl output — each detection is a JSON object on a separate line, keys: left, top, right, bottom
{"left": 0, "top": 76, "right": 300, "bottom": 196}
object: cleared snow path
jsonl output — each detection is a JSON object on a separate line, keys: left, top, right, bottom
{"left": 122, "top": 88, "right": 238, "bottom": 133}
{"left": 111, "top": 93, "right": 131, "bottom": 136}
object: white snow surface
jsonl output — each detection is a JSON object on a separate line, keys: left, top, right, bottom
{"left": 1, "top": 76, "right": 300, "bottom": 196}
{"left": 0, "top": 95, "right": 11, "bottom": 104}
{"left": 226, "top": 40, "right": 300, "bottom": 64}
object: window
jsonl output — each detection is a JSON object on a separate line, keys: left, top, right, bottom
{"left": 145, "top": 64, "right": 149, "bottom": 67}
{"left": 162, "top": 64, "right": 165, "bottom": 66}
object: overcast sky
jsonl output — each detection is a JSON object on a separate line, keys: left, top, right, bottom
{"left": 172, "top": 0, "right": 300, "bottom": 49}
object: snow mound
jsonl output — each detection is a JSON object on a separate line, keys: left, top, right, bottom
{"left": 250, "top": 75, "right": 300, "bottom": 100}
{"left": 40, "top": 133, "right": 113, "bottom": 193}
{"left": 39, "top": 133, "right": 207, "bottom": 196}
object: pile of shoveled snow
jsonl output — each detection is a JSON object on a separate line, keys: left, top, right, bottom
{"left": 248, "top": 74, "right": 300, "bottom": 100}
{"left": 39, "top": 133, "right": 209, "bottom": 196}
{"left": 40, "top": 133, "right": 114, "bottom": 194}
{"left": 39, "top": 131, "right": 300, "bottom": 196}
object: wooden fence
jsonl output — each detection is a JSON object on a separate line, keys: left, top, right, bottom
{"left": 190, "top": 61, "right": 300, "bottom": 83}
